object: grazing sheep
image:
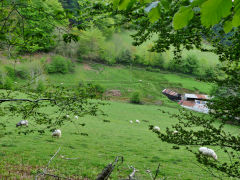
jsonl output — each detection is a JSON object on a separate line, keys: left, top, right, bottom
{"left": 52, "top": 129, "right": 62, "bottom": 138}
{"left": 16, "top": 120, "right": 28, "bottom": 127}
{"left": 75, "top": 115, "right": 79, "bottom": 119}
{"left": 153, "top": 126, "right": 160, "bottom": 131}
{"left": 136, "top": 120, "right": 140, "bottom": 123}
{"left": 130, "top": 120, "right": 133, "bottom": 123}
{"left": 173, "top": 130, "right": 178, "bottom": 134}
{"left": 199, "top": 147, "right": 217, "bottom": 160}
{"left": 66, "top": 115, "right": 70, "bottom": 118}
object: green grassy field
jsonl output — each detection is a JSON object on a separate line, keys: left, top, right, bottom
{"left": 48, "top": 63, "right": 213, "bottom": 104}
{"left": 1, "top": 99, "right": 239, "bottom": 179}
{"left": 0, "top": 60, "right": 235, "bottom": 179}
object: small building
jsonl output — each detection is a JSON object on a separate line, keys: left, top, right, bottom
{"left": 162, "top": 89, "right": 210, "bottom": 114}
{"left": 162, "top": 89, "right": 182, "bottom": 101}
{"left": 183, "top": 94, "right": 210, "bottom": 101}
{"left": 179, "top": 93, "right": 210, "bottom": 114}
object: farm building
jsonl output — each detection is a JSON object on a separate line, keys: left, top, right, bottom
{"left": 162, "top": 89, "right": 182, "bottom": 101}
{"left": 162, "top": 89, "right": 210, "bottom": 114}
{"left": 179, "top": 94, "right": 210, "bottom": 114}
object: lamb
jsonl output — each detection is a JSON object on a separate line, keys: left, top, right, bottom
{"left": 130, "top": 120, "right": 133, "bottom": 123}
{"left": 75, "top": 115, "right": 79, "bottom": 119}
{"left": 199, "top": 147, "right": 217, "bottom": 160}
{"left": 16, "top": 120, "right": 28, "bottom": 127}
{"left": 136, "top": 120, "right": 140, "bottom": 123}
{"left": 52, "top": 129, "right": 62, "bottom": 138}
{"left": 153, "top": 126, "right": 160, "bottom": 131}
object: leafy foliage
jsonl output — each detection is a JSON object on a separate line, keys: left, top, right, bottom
{"left": 109, "top": 0, "right": 240, "bottom": 177}
{"left": 0, "top": 82, "right": 105, "bottom": 137}
{"left": 0, "top": 0, "right": 67, "bottom": 53}
{"left": 46, "top": 55, "right": 74, "bottom": 74}
{"left": 130, "top": 92, "right": 142, "bottom": 104}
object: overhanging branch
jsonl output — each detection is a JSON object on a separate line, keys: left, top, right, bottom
{"left": 0, "top": 98, "right": 55, "bottom": 104}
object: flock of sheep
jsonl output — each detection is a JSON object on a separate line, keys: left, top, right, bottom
{"left": 130, "top": 119, "right": 218, "bottom": 161}
{"left": 16, "top": 116, "right": 218, "bottom": 161}
{"left": 15, "top": 114, "right": 80, "bottom": 138}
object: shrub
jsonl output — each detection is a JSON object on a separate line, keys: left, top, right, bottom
{"left": 46, "top": 55, "right": 73, "bottom": 74}
{"left": 168, "top": 55, "right": 200, "bottom": 75}
{"left": 78, "top": 27, "right": 106, "bottom": 62}
{"left": 36, "top": 80, "right": 45, "bottom": 93}
{"left": 153, "top": 54, "right": 165, "bottom": 68}
{"left": 5, "top": 66, "right": 15, "bottom": 79}
{"left": 181, "top": 55, "right": 200, "bottom": 75}
{"left": 130, "top": 92, "right": 142, "bottom": 104}
{"left": 146, "top": 67, "right": 161, "bottom": 72}
{"left": 93, "top": 84, "right": 105, "bottom": 94}
{"left": 116, "top": 49, "right": 133, "bottom": 65}
{"left": 78, "top": 82, "right": 105, "bottom": 98}
{"left": 4, "top": 77, "right": 13, "bottom": 90}
{"left": 15, "top": 67, "right": 29, "bottom": 79}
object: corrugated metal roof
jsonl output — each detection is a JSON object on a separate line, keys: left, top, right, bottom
{"left": 184, "top": 94, "right": 210, "bottom": 100}
{"left": 162, "top": 89, "right": 179, "bottom": 97}
{"left": 179, "top": 100, "right": 209, "bottom": 114}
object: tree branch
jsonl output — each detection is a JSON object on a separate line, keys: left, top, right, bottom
{"left": 0, "top": 98, "right": 55, "bottom": 104}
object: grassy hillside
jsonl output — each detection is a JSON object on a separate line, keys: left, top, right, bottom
{"left": 1, "top": 100, "right": 239, "bottom": 179}
{"left": 48, "top": 63, "right": 213, "bottom": 103}
{"left": 0, "top": 55, "right": 228, "bottom": 180}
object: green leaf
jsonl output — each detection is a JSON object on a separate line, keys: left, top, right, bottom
{"left": 223, "top": 20, "right": 233, "bottom": 33}
{"left": 201, "top": 0, "right": 232, "bottom": 27}
{"left": 173, "top": 6, "right": 194, "bottom": 30}
{"left": 148, "top": 5, "right": 161, "bottom": 23}
{"left": 140, "top": 0, "right": 151, "bottom": 4}
{"left": 232, "top": 0, "right": 240, "bottom": 27}
{"left": 118, "top": 0, "right": 131, "bottom": 10}
{"left": 190, "top": 0, "right": 207, "bottom": 7}
{"left": 113, "top": 0, "right": 120, "bottom": 10}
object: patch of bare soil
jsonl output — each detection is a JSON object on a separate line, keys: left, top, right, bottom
{"left": 154, "top": 100, "right": 163, "bottom": 105}
{"left": 1, "top": 163, "right": 89, "bottom": 180}
{"left": 105, "top": 90, "right": 121, "bottom": 97}
{"left": 83, "top": 63, "right": 93, "bottom": 71}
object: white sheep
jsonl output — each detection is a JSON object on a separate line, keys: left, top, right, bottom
{"left": 74, "top": 115, "right": 79, "bottom": 119}
{"left": 199, "top": 147, "right": 217, "bottom": 160}
{"left": 153, "top": 126, "right": 160, "bottom": 131}
{"left": 66, "top": 115, "right": 70, "bottom": 118}
{"left": 173, "top": 130, "right": 178, "bottom": 134}
{"left": 130, "top": 120, "right": 133, "bottom": 123}
{"left": 136, "top": 119, "right": 140, "bottom": 123}
{"left": 52, "top": 129, "right": 62, "bottom": 138}
{"left": 16, "top": 120, "right": 28, "bottom": 127}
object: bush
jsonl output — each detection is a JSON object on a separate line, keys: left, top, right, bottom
{"left": 4, "top": 77, "right": 13, "bottom": 90}
{"left": 15, "top": 67, "right": 29, "bottom": 79}
{"left": 78, "top": 27, "right": 106, "bottom": 62}
{"left": 36, "top": 80, "right": 45, "bottom": 93}
{"left": 5, "top": 66, "right": 15, "bottom": 79}
{"left": 130, "top": 92, "right": 142, "bottom": 104}
{"left": 116, "top": 49, "right": 133, "bottom": 65}
{"left": 78, "top": 82, "right": 105, "bottom": 98}
{"left": 93, "top": 84, "right": 105, "bottom": 94}
{"left": 168, "top": 55, "right": 200, "bottom": 75}
{"left": 46, "top": 55, "right": 73, "bottom": 74}
{"left": 146, "top": 67, "right": 161, "bottom": 72}
{"left": 181, "top": 55, "right": 200, "bottom": 75}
